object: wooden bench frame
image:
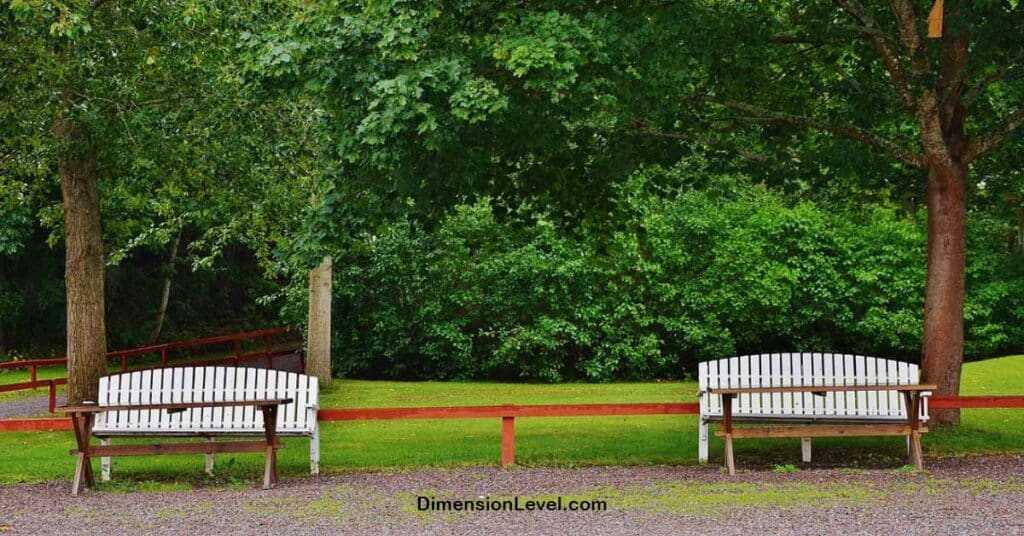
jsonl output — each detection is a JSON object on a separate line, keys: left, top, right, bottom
{"left": 89, "top": 366, "right": 320, "bottom": 479}
{"left": 710, "top": 384, "right": 934, "bottom": 474}
{"left": 699, "top": 353, "right": 932, "bottom": 471}
{"left": 59, "top": 398, "right": 291, "bottom": 495}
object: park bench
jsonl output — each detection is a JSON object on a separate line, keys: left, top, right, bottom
{"left": 58, "top": 366, "right": 319, "bottom": 495}
{"left": 698, "top": 353, "right": 932, "bottom": 474}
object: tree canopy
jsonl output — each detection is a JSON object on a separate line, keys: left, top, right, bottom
{"left": 2, "top": 1, "right": 1023, "bottom": 415}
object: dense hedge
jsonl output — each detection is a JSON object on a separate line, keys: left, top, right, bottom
{"left": 327, "top": 169, "right": 1024, "bottom": 381}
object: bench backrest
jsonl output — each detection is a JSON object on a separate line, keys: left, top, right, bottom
{"left": 698, "top": 353, "right": 927, "bottom": 421}
{"left": 92, "top": 366, "right": 319, "bottom": 435}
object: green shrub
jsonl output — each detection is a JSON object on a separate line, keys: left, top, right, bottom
{"left": 318, "top": 166, "right": 1024, "bottom": 381}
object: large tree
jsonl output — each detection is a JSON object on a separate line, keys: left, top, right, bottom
{"left": 2, "top": 0, "right": 323, "bottom": 402}
{"left": 670, "top": 0, "right": 1024, "bottom": 424}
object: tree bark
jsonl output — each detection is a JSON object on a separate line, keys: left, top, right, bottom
{"left": 146, "top": 232, "right": 180, "bottom": 345}
{"left": 921, "top": 159, "right": 967, "bottom": 425}
{"left": 56, "top": 118, "right": 107, "bottom": 405}
{"left": 0, "top": 257, "right": 8, "bottom": 354}
{"left": 306, "top": 256, "right": 332, "bottom": 383}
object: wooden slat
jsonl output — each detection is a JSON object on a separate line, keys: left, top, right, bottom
{"left": 865, "top": 357, "right": 877, "bottom": 416}
{"left": 855, "top": 355, "right": 867, "bottom": 414}
{"left": 57, "top": 399, "right": 293, "bottom": 413}
{"left": 769, "top": 353, "right": 782, "bottom": 416}
{"left": 709, "top": 384, "right": 936, "bottom": 395}
{"left": 749, "top": 354, "right": 762, "bottom": 414}
{"left": 797, "top": 353, "right": 808, "bottom": 410}
{"left": 713, "top": 424, "right": 927, "bottom": 439}
{"left": 73, "top": 440, "right": 280, "bottom": 457}
{"left": 709, "top": 360, "right": 720, "bottom": 414}
{"left": 738, "top": 355, "right": 750, "bottom": 415}
{"left": 781, "top": 353, "right": 793, "bottom": 414}
{"left": 822, "top": 353, "right": 835, "bottom": 416}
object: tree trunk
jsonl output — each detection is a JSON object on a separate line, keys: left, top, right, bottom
{"left": 146, "top": 232, "right": 180, "bottom": 345}
{"left": 56, "top": 118, "right": 107, "bottom": 405}
{"left": 306, "top": 256, "right": 332, "bottom": 383}
{"left": 920, "top": 159, "right": 967, "bottom": 425}
{"left": 0, "top": 258, "right": 8, "bottom": 355}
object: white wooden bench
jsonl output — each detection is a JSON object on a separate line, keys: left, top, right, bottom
{"left": 698, "top": 353, "right": 931, "bottom": 468}
{"left": 91, "top": 366, "right": 320, "bottom": 481}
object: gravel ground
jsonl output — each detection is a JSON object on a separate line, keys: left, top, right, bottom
{"left": 0, "top": 394, "right": 65, "bottom": 419}
{"left": 2, "top": 456, "right": 1023, "bottom": 535}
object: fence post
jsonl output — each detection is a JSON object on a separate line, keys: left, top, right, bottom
{"left": 30, "top": 365, "right": 37, "bottom": 383}
{"left": 234, "top": 340, "right": 242, "bottom": 365}
{"left": 264, "top": 334, "right": 273, "bottom": 369}
{"left": 48, "top": 381, "right": 57, "bottom": 413}
{"left": 306, "top": 256, "right": 332, "bottom": 382}
{"left": 161, "top": 348, "right": 167, "bottom": 367}
{"left": 120, "top": 355, "right": 127, "bottom": 372}
{"left": 501, "top": 411, "right": 516, "bottom": 466}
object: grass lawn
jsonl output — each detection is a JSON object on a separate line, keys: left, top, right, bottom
{"left": 0, "top": 355, "right": 1022, "bottom": 486}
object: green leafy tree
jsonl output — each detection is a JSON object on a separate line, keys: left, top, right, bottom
{"left": 1, "top": 0, "right": 323, "bottom": 401}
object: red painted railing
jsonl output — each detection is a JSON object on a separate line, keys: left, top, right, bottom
{"left": 4, "top": 396, "right": 1022, "bottom": 465}
{"left": 0, "top": 327, "right": 301, "bottom": 411}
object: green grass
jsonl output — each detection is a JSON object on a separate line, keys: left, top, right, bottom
{"left": 0, "top": 355, "right": 1022, "bottom": 486}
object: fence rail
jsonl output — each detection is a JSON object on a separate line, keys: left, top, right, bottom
{"left": 3, "top": 396, "right": 1022, "bottom": 465}
{"left": 0, "top": 327, "right": 301, "bottom": 411}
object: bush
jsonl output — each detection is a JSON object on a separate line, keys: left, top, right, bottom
{"left": 320, "top": 166, "right": 1024, "bottom": 381}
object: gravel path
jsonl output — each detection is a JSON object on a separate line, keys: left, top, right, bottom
{"left": 2, "top": 456, "right": 1023, "bottom": 535}
{"left": 0, "top": 393, "right": 64, "bottom": 419}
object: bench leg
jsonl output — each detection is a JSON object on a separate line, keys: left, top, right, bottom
{"left": 310, "top": 424, "right": 321, "bottom": 476}
{"left": 698, "top": 420, "right": 709, "bottom": 464}
{"left": 70, "top": 413, "right": 95, "bottom": 495}
{"left": 72, "top": 452, "right": 87, "bottom": 496}
{"left": 100, "top": 438, "right": 112, "bottom": 481}
{"left": 801, "top": 437, "right": 812, "bottom": 463}
{"left": 909, "top": 432, "right": 924, "bottom": 470}
{"left": 724, "top": 433, "right": 735, "bottom": 475}
{"left": 263, "top": 446, "right": 275, "bottom": 490}
{"left": 205, "top": 437, "right": 216, "bottom": 475}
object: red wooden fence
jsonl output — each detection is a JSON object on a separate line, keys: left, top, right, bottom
{"left": 0, "top": 327, "right": 301, "bottom": 411}
{"left": 2, "top": 396, "right": 1022, "bottom": 465}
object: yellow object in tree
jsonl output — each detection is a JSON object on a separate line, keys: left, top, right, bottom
{"left": 928, "top": 0, "right": 944, "bottom": 38}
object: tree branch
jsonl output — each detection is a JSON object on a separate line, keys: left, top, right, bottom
{"left": 965, "top": 106, "right": 1024, "bottom": 163}
{"left": 833, "top": 0, "right": 916, "bottom": 112}
{"left": 770, "top": 33, "right": 844, "bottom": 46}
{"left": 631, "top": 121, "right": 777, "bottom": 163}
{"left": 888, "top": 0, "right": 928, "bottom": 76}
{"left": 721, "top": 101, "right": 925, "bottom": 168}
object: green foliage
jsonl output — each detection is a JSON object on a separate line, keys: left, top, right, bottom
{"left": 313, "top": 165, "right": 1024, "bottom": 381}
{"left": 4, "top": 0, "right": 1024, "bottom": 382}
